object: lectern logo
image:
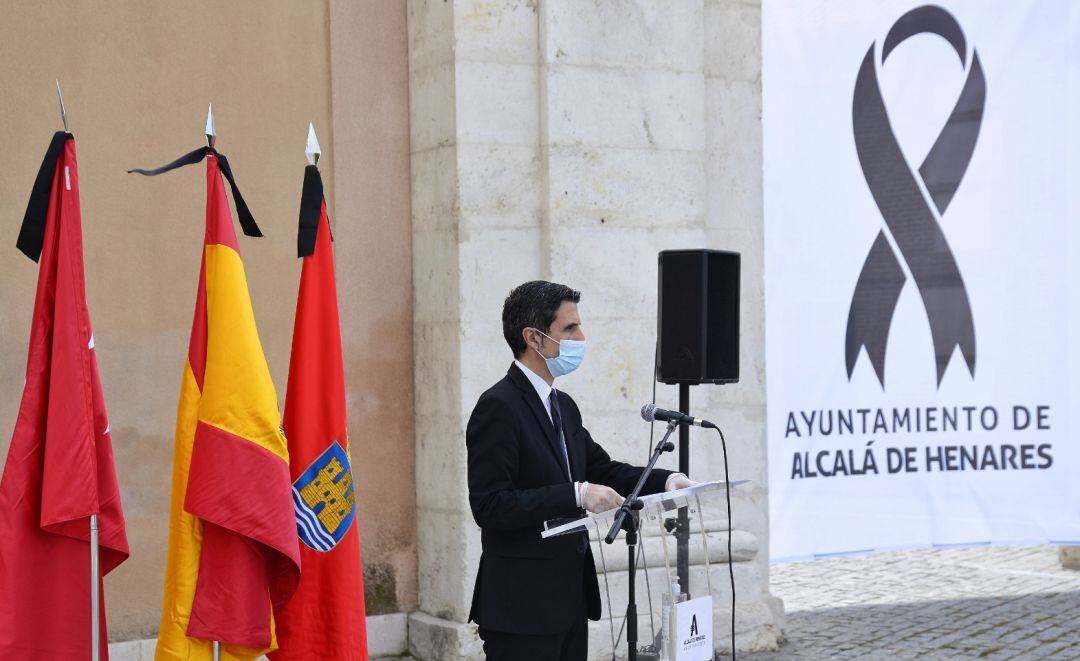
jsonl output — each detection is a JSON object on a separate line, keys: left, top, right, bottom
{"left": 846, "top": 5, "right": 983, "bottom": 388}
{"left": 690, "top": 614, "right": 699, "bottom": 637}
{"left": 292, "top": 441, "right": 357, "bottom": 552}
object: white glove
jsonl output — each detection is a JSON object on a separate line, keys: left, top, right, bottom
{"left": 580, "top": 483, "right": 625, "bottom": 513}
{"left": 665, "top": 473, "right": 697, "bottom": 491}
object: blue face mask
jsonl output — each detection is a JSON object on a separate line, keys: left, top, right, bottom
{"left": 532, "top": 329, "right": 586, "bottom": 378}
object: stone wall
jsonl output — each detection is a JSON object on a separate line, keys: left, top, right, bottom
{"left": 407, "top": 1, "right": 782, "bottom": 657}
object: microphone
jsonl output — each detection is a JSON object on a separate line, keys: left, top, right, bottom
{"left": 640, "top": 403, "right": 716, "bottom": 429}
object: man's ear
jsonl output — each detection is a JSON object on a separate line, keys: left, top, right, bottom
{"left": 522, "top": 327, "right": 537, "bottom": 352}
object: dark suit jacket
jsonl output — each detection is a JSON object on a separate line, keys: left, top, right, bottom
{"left": 466, "top": 364, "right": 673, "bottom": 635}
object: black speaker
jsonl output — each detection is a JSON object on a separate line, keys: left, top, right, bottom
{"left": 657, "top": 249, "right": 740, "bottom": 385}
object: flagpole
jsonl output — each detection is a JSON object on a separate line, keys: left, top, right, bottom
{"left": 306, "top": 121, "right": 320, "bottom": 167}
{"left": 206, "top": 102, "right": 215, "bottom": 150}
{"left": 90, "top": 514, "right": 100, "bottom": 661}
{"left": 60, "top": 79, "right": 99, "bottom": 661}
{"left": 55, "top": 80, "right": 69, "bottom": 132}
{"left": 206, "top": 102, "right": 221, "bottom": 661}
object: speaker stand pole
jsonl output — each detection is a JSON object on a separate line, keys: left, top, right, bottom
{"left": 677, "top": 383, "right": 691, "bottom": 594}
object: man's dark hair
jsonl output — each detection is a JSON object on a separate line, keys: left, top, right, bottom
{"left": 502, "top": 281, "right": 581, "bottom": 358}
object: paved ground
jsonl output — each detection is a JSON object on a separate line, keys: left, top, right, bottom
{"left": 747, "top": 545, "right": 1080, "bottom": 660}
{"left": 377, "top": 545, "right": 1078, "bottom": 659}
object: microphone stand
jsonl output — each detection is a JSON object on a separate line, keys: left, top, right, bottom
{"left": 605, "top": 420, "right": 677, "bottom": 661}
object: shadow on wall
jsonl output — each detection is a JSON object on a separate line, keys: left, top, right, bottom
{"left": 364, "top": 562, "right": 399, "bottom": 615}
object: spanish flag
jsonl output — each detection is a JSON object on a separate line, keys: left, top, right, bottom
{"left": 270, "top": 143, "right": 368, "bottom": 660}
{"left": 134, "top": 146, "right": 301, "bottom": 660}
{"left": 0, "top": 131, "right": 129, "bottom": 659}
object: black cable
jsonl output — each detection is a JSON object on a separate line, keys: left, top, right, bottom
{"left": 714, "top": 425, "right": 736, "bottom": 660}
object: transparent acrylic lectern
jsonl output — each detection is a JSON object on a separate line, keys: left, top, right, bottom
{"left": 543, "top": 480, "right": 748, "bottom": 661}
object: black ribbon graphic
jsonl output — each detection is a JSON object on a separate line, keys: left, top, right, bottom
{"left": 127, "top": 146, "right": 263, "bottom": 238}
{"left": 846, "top": 5, "right": 983, "bottom": 387}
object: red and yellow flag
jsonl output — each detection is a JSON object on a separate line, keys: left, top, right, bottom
{"left": 0, "top": 132, "right": 129, "bottom": 659}
{"left": 270, "top": 163, "right": 368, "bottom": 659}
{"left": 155, "top": 151, "right": 300, "bottom": 660}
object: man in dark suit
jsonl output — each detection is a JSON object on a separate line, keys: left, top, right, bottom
{"left": 467, "top": 281, "right": 692, "bottom": 660}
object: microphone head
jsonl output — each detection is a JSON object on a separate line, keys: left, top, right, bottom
{"left": 641, "top": 403, "right": 656, "bottom": 422}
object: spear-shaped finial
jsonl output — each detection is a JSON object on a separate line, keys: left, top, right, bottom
{"left": 205, "top": 103, "right": 216, "bottom": 149}
{"left": 55, "top": 80, "right": 69, "bottom": 132}
{"left": 306, "top": 122, "right": 321, "bottom": 166}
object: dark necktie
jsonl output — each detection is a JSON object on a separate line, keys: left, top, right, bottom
{"left": 548, "top": 390, "right": 572, "bottom": 480}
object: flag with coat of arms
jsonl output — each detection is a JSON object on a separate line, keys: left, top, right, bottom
{"left": 270, "top": 125, "right": 368, "bottom": 661}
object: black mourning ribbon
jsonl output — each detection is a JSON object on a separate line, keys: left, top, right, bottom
{"left": 846, "top": 5, "right": 982, "bottom": 387}
{"left": 127, "top": 147, "right": 263, "bottom": 238}
{"left": 298, "top": 164, "right": 333, "bottom": 258}
{"left": 17, "top": 131, "right": 72, "bottom": 262}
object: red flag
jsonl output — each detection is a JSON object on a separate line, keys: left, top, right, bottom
{"left": 0, "top": 132, "right": 129, "bottom": 659}
{"left": 271, "top": 164, "right": 368, "bottom": 660}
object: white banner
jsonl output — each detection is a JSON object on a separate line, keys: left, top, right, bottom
{"left": 763, "top": 0, "right": 1080, "bottom": 561}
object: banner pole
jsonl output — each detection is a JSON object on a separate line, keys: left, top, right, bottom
{"left": 213, "top": 641, "right": 220, "bottom": 661}
{"left": 90, "top": 514, "right": 100, "bottom": 661}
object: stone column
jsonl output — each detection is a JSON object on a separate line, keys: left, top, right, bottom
{"left": 407, "top": 1, "right": 783, "bottom": 657}
{"left": 408, "top": 0, "right": 472, "bottom": 656}
{"left": 408, "top": 0, "right": 546, "bottom": 657}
